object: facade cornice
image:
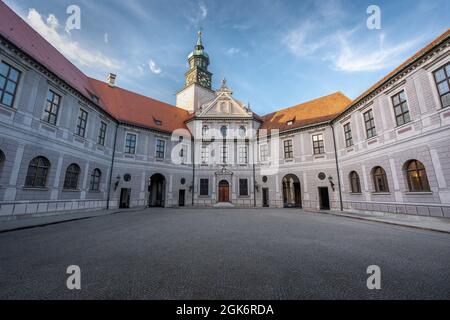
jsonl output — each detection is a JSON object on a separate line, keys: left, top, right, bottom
{"left": 332, "top": 36, "right": 450, "bottom": 124}
{"left": 0, "top": 35, "right": 118, "bottom": 124}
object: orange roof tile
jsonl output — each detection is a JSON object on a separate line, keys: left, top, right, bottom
{"left": 260, "top": 92, "right": 351, "bottom": 132}
{"left": 89, "top": 78, "right": 190, "bottom": 133}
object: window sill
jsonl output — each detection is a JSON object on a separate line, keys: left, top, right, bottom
{"left": 238, "top": 195, "right": 250, "bottom": 198}
{"left": 198, "top": 195, "right": 210, "bottom": 198}
{"left": 155, "top": 158, "right": 165, "bottom": 162}
{"left": 349, "top": 192, "right": 363, "bottom": 195}
{"left": 371, "top": 192, "right": 391, "bottom": 195}
{"left": 404, "top": 192, "right": 433, "bottom": 195}
{"left": 22, "top": 187, "right": 49, "bottom": 191}
{"left": 88, "top": 190, "right": 101, "bottom": 193}
{"left": 395, "top": 121, "right": 412, "bottom": 129}
{"left": 0, "top": 103, "right": 16, "bottom": 112}
{"left": 62, "top": 189, "right": 81, "bottom": 192}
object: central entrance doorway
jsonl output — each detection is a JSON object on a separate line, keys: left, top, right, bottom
{"left": 148, "top": 173, "right": 166, "bottom": 207}
{"left": 218, "top": 180, "right": 230, "bottom": 203}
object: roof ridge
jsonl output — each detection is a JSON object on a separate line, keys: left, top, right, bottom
{"left": 88, "top": 77, "right": 189, "bottom": 113}
{"left": 262, "top": 91, "right": 350, "bottom": 118}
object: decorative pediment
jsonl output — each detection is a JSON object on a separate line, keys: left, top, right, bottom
{"left": 215, "top": 166, "right": 233, "bottom": 176}
{"left": 196, "top": 80, "right": 253, "bottom": 118}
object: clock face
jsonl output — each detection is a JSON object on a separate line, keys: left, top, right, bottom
{"left": 198, "top": 71, "right": 211, "bottom": 88}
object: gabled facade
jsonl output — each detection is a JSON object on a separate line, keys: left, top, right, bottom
{"left": 0, "top": 1, "right": 449, "bottom": 218}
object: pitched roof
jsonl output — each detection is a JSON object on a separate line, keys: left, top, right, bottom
{"left": 260, "top": 92, "right": 351, "bottom": 132}
{"left": 0, "top": 1, "right": 99, "bottom": 105}
{"left": 89, "top": 78, "right": 190, "bottom": 132}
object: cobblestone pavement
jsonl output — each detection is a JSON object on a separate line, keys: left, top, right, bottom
{"left": 0, "top": 208, "right": 449, "bottom": 299}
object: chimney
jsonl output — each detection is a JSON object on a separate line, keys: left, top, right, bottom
{"left": 107, "top": 73, "right": 116, "bottom": 87}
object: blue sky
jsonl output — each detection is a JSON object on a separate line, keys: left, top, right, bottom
{"left": 4, "top": 0, "right": 449, "bottom": 115}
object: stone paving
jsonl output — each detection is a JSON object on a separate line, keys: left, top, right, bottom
{"left": 0, "top": 208, "right": 449, "bottom": 299}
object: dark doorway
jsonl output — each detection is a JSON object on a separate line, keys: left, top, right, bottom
{"left": 218, "top": 180, "right": 230, "bottom": 203}
{"left": 262, "top": 188, "right": 269, "bottom": 207}
{"left": 148, "top": 173, "right": 166, "bottom": 207}
{"left": 318, "top": 187, "right": 330, "bottom": 210}
{"left": 179, "top": 189, "right": 185, "bottom": 207}
{"left": 282, "top": 174, "right": 302, "bottom": 208}
{"left": 119, "top": 188, "right": 131, "bottom": 209}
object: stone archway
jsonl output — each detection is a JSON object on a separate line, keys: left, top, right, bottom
{"left": 148, "top": 173, "right": 166, "bottom": 207}
{"left": 282, "top": 174, "right": 302, "bottom": 208}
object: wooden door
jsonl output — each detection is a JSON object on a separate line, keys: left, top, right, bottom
{"left": 218, "top": 180, "right": 229, "bottom": 203}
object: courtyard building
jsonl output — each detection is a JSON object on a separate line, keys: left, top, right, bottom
{"left": 0, "top": 2, "right": 449, "bottom": 218}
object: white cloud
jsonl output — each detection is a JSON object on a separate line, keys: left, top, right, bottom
{"left": 283, "top": 22, "right": 331, "bottom": 57}
{"left": 283, "top": 21, "right": 422, "bottom": 72}
{"left": 148, "top": 59, "right": 162, "bottom": 74}
{"left": 25, "top": 8, "right": 121, "bottom": 71}
{"left": 226, "top": 47, "right": 240, "bottom": 56}
{"left": 187, "top": 1, "right": 208, "bottom": 24}
{"left": 332, "top": 33, "right": 422, "bottom": 72}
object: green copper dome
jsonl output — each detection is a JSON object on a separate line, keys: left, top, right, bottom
{"left": 188, "top": 30, "right": 209, "bottom": 60}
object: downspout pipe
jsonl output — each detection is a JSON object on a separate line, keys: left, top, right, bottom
{"left": 191, "top": 137, "right": 195, "bottom": 206}
{"left": 106, "top": 121, "right": 119, "bottom": 210}
{"left": 331, "top": 123, "right": 344, "bottom": 211}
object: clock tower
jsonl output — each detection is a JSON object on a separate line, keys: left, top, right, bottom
{"left": 185, "top": 30, "right": 212, "bottom": 89}
{"left": 176, "top": 31, "right": 215, "bottom": 113}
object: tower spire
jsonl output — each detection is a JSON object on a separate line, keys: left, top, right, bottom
{"left": 196, "top": 28, "right": 204, "bottom": 50}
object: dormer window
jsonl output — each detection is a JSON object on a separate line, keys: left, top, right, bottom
{"left": 286, "top": 119, "right": 295, "bottom": 126}
{"left": 91, "top": 95, "right": 99, "bottom": 103}
{"left": 154, "top": 118, "right": 162, "bottom": 126}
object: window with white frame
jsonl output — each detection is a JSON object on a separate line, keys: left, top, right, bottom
{"left": 156, "top": 139, "right": 165, "bottom": 159}
{"left": 221, "top": 145, "right": 228, "bottom": 164}
{"left": 0, "top": 61, "right": 21, "bottom": 108}
{"left": 239, "top": 146, "right": 248, "bottom": 164}
{"left": 343, "top": 123, "right": 353, "bottom": 147}
{"left": 312, "top": 134, "right": 325, "bottom": 155}
{"left": 125, "top": 133, "right": 137, "bottom": 154}
{"left": 433, "top": 63, "right": 450, "bottom": 108}
{"left": 43, "top": 90, "right": 61, "bottom": 125}
{"left": 201, "top": 145, "right": 209, "bottom": 164}
{"left": 260, "top": 144, "right": 269, "bottom": 162}
{"left": 76, "top": 108, "right": 88, "bottom": 137}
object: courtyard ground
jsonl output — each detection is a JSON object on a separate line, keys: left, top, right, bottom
{"left": 0, "top": 208, "right": 449, "bottom": 299}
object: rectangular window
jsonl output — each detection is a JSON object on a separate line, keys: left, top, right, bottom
{"left": 239, "top": 179, "right": 249, "bottom": 196}
{"left": 260, "top": 144, "right": 269, "bottom": 162}
{"left": 156, "top": 139, "right": 165, "bottom": 159}
{"left": 201, "top": 146, "right": 209, "bottom": 164}
{"left": 392, "top": 90, "right": 411, "bottom": 126}
{"left": 43, "top": 90, "right": 61, "bottom": 125}
{"left": 343, "top": 123, "right": 353, "bottom": 147}
{"left": 76, "top": 108, "right": 88, "bottom": 137}
{"left": 283, "top": 140, "right": 293, "bottom": 159}
{"left": 239, "top": 146, "right": 248, "bottom": 164}
{"left": 433, "top": 63, "right": 450, "bottom": 108}
{"left": 363, "top": 110, "right": 376, "bottom": 139}
{"left": 0, "top": 61, "right": 21, "bottom": 107}
{"left": 200, "top": 179, "right": 209, "bottom": 196}
{"left": 222, "top": 145, "right": 228, "bottom": 164}
{"left": 98, "top": 122, "right": 107, "bottom": 146}
{"left": 312, "top": 134, "right": 325, "bottom": 155}
{"left": 125, "top": 133, "right": 137, "bottom": 154}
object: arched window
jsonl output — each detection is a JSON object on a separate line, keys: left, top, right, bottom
{"left": 404, "top": 160, "right": 430, "bottom": 192}
{"left": 220, "top": 126, "right": 227, "bottom": 138}
{"left": 25, "top": 156, "right": 50, "bottom": 188}
{"left": 349, "top": 171, "right": 361, "bottom": 193}
{"left": 63, "top": 164, "right": 81, "bottom": 190}
{"left": 202, "top": 125, "right": 209, "bottom": 136}
{"left": 372, "top": 166, "right": 389, "bottom": 193}
{"left": 90, "top": 168, "right": 101, "bottom": 191}
{"left": 239, "top": 126, "right": 246, "bottom": 137}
